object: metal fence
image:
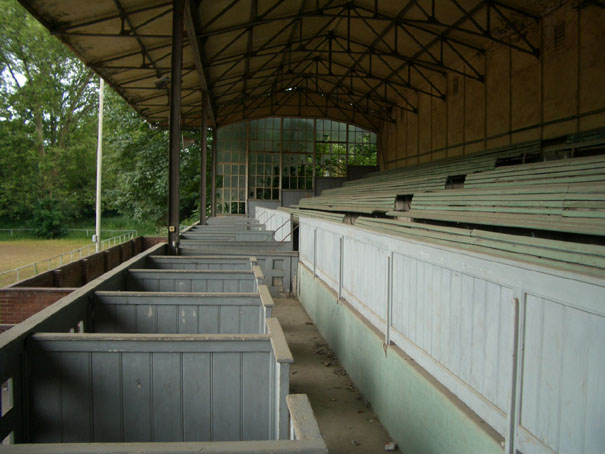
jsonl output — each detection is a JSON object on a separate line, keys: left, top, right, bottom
{"left": 0, "top": 228, "right": 136, "bottom": 238}
{"left": 0, "top": 232, "right": 136, "bottom": 287}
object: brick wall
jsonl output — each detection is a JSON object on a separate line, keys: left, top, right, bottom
{"left": 0, "top": 288, "right": 75, "bottom": 324}
{"left": 1, "top": 237, "right": 166, "bottom": 326}
{"left": 11, "top": 237, "right": 165, "bottom": 289}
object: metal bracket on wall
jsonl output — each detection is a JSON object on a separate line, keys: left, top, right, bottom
{"left": 337, "top": 236, "right": 344, "bottom": 303}
{"left": 383, "top": 252, "right": 393, "bottom": 355}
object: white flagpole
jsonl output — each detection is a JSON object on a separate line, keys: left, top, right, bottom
{"left": 95, "top": 78, "right": 105, "bottom": 252}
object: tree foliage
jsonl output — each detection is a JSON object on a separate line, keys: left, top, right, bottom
{"left": 0, "top": 0, "right": 208, "bottom": 230}
{"left": 0, "top": 0, "right": 98, "bottom": 223}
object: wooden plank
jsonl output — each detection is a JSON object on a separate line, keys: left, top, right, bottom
{"left": 353, "top": 218, "right": 605, "bottom": 276}
{"left": 182, "top": 353, "right": 211, "bottom": 441}
{"left": 211, "top": 353, "right": 241, "bottom": 440}
{"left": 61, "top": 352, "right": 92, "bottom": 442}
{"left": 242, "top": 352, "right": 271, "bottom": 440}
{"left": 91, "top": 352, "right": 121, "bottom": 441}
{"left": 199, "top": 306, "right": 220, "bottom": 334}
{"left": 178, "top": 306, "right": 198, "bottom": 334}
{"left": 30, "top": 351, "right": 62, "bottom": 442}
{"left": 387, "top": 209, "right": 605, "bottom": 236}
{"left": 152, "top": 353, "right": 182, "bottom": 441}
{"left": 157, "top": 306, "right": 178, "bottom": 334}
{"left": 122, "top": 352, "right": 151, "bottom": 441}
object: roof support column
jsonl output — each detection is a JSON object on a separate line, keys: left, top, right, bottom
{"left": 199, "top": 92, "right": 209, "bottom": 225}
{"left": 168, "top": 0, "right": 185, "bottom": 253}
{"left": 211, "top": 127, "right": 217, "bottom": 217}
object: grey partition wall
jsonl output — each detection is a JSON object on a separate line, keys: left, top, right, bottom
{"left": 26, "top": 319, "right": 292, "bottom": 444}
{"left": 178, "top": 251, "right": 298, "bottom": 295}
{"left": 126, "top": 269, "right": 263, "bottom": 293}
{"left": 181, "top": 231, "right": 275, "bottom": 241}
{"left": 5, "top": 395, "right": 327, "bottom": 454}
{"left": 93, "top": 286, "right": 274, "bottom": 334}
{"left": 146, "top": 255, "right": 255, "bottom": 270}
{"left": 180, "top": 240, "right": 293, "bottom": 253}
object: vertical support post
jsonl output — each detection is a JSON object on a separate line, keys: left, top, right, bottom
{"left": 168, "top": 0, "right": 184, "bottom": 253}
{"left": 245, "top": 120, "right": 250, "bottom": 216}
{"left": 200, "top": 93, "right": 208, "bottom": 225}
{"left": 345, "top": 122, "right": 349, "bottom": 174}
{"left": 312, "top": 119, "right": 317, "bottom": 194}
{"left": 279, "top": 117, "right": 283, "bottom": 205}
{"left": 211, "top": 128, "right": 217, "bottom": 217}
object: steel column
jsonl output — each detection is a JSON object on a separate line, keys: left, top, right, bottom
{"left": 200, "top": 93, "right": 208, "bottom": 225}
{"left": 211, "top": 127, "right": 217, "bottom": 217}
{"left": 168, "top": 0, "right": 185, "bottom": 252}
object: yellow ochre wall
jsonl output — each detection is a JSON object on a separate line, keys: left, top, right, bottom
{"left": 380, "top": 3, "right": 605, "bottom": 170}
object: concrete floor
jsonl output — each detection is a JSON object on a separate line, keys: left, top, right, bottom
{"left": 273, "top": 296, "right": 397, "bottom": 454}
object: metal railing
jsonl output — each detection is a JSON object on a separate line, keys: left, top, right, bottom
{"left": 0, "top": 232, "right": 136, "bottom": 287}
{"left": 0, "top": 228, "right": 136, "bottom": 238}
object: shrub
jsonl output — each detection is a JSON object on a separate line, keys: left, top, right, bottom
{"left": 33, "top": 198, "right": 68, "bottom": 238}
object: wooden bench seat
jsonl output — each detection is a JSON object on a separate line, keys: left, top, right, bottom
{"left": 388, "top": 183, "right": 605, "bottom": 235}
{"left": 464, "top": 154, "right": 605, "bottom": 188}
{"left": 354, "top": 217, "right": 605, "bottom": 277}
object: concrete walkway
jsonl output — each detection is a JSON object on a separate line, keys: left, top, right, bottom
{"left": 273, "top": 296, "right": 398, "bottom": 454}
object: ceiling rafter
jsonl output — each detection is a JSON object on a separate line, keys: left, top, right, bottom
{"left": 217, "top": 70, "right": 396, "bottom": 120}
{"left": 210, "top": 56, "right": 426, "bottom": 100}
{"left": 216, "top": 87, "right": 387, "bottom": 126}
{"left": 320, "top": 2, "right": 420, "bottom": 112}
{"left": 19, "top": 0, "right": 546, "bottom": 129}
{"left": 220, "top": 72, "right": 397, "bottom": 116}
{"left": 51, "top": 2, "right": 171, "bottom": 33}
{"left": 184, "top": 0, "right": 216, "bottom": 124}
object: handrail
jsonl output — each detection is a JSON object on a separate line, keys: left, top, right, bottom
{"left": 0, "top": 228, "right": 136, "bottom": 237}
{"left": 0, "top": 232, "right": 137, "bottom": 286}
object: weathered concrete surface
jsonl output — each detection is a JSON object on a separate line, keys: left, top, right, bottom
{"left": 272, "top": 296, "right": 394, "bottom": 453}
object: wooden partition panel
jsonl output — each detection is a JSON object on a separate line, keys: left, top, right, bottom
{"left": 146, "top": 256, "right": 254, "bottom": 271}
{"left": 179, "top": 240, "right": 293, "bottom": 253}
{"left": 26, "top": 334, "right": 277, "bottom": 443}
{"left": 176, "top": 252, "right": 298, "bottom": 295}
{"left": 181, "top": 231, "right": 275, "bottom": 241}
{"left": 0, "top": 243, "right": 166, "bottom": 444}
{"left": 126, "top": 270, "right": 258, "bottom": 293}
{"left": 93, "top": 292, "right": 269, "bottom": 334}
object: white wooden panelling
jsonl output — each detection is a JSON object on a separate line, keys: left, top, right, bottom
{"left": 341, "top": 236, "right": 388, "bottom": 322}
{"left": 519, "top": 295, "right": 605, "bottom": 454}
{"left": 299, "top": 223, "right": 314, "bottom": 266}
{"left": 391, "top": 254, "right": 515, "bottom": 414}
{"left": 255, "top": 207, "right": 290, "bottom": 241}
{"left": 297, "top": 216, "right": 605, "bottom": 453}
{"left": 315, "top": 229, "right": 341, "bottom": 289}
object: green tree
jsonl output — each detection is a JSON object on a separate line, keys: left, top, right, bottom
{"left": 0, "top": 0, "right": 98, "bottom": 223}
{"left": 103, "top": 89, "right": 210, "bottom": 226}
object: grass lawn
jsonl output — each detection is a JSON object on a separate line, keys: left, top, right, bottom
{"left": 0, "top": 239, "right": 92, "bottom": 287}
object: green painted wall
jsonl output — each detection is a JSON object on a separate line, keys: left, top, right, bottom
{"left": 298, "top": 264, "right": 503, "bottom": 454}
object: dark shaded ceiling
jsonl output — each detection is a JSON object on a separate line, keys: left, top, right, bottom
{"left": 19, "top": 0, "right": 544, "bottom": 131}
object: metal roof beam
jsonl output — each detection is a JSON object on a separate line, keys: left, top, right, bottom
{"left": 184, "top": 0, "right": 215, "bottom": 124}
